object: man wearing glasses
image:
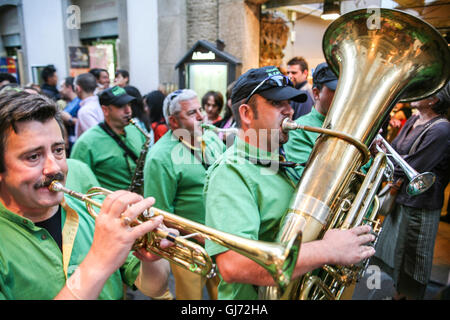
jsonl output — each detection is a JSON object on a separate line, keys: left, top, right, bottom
{"left": 203, "top": 66, "right": 376, "bottom": 300}
{"left": 144, "top": 89, "right": 226, "bottom": 300}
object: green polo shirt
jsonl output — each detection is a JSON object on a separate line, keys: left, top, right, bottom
{"left": 143, "top": 129, "right": 226, "bottom": 225}
{"left": 70, "top": 123, "right": 146, "bottom": 191}
{"left": 283, "top": 107, "right": 326, "bottom": 177}
{"left": 204, "top": 137, "right": 296, "bottom": 300}
{"left": 0, "top": 195, "right": 140, "bottom": 300}
{"left": 284, "top": 107, "right": 372, "bottom": 175}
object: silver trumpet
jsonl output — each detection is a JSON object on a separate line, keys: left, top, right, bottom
{"left": 376, "top": 134, "right": 435, "bottom": 196}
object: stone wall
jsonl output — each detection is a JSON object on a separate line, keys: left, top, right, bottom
{"left": 158, "top": 0, "right": 265, "bottom": 88}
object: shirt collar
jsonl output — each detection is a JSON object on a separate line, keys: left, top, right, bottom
{"left": 235, "top": 136, "right": 280, "bottom": 162}
{"left": 311, "top": 106, "right": 327, "bottom": 121}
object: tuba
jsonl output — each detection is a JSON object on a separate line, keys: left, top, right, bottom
{"left": 260, "top": 8, "right": 450, "bottom": 300}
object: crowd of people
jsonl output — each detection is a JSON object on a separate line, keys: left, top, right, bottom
{"left": 0, "top": 54, "right": 448, "bottom": 301}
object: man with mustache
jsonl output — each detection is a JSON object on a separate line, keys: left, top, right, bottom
{"left": 71, "top": 86, "right": 147, "bottom": 191}
{"left": 203, "top": 66, "right": 376, "bottom": 300}
{"left": 0, "top": 90, "right": 172, "bottom": 299}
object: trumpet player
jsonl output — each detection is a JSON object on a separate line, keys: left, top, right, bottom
{"left": 204, "top": 66, "right": 376, "bottom": 300}
{"left": 0, "top": 91, "right": 172, "bottom": 300}
{"left": 144, "top": 89, "right": 226, "bottom": 300}
{"left": 70, "top": 86, "right": 147, "bottom": 191}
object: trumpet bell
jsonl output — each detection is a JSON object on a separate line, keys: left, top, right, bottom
{"left": 407, "top": 172, "right": 436, "bottom": 196}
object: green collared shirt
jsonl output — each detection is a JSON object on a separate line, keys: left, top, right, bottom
{"left": 0, "top": 195, "right": 140, "bottom": 300}
{"left": 143, "top": 129, "right": 226, "bottom": 225}
{"left": 283, "top": 107, "right": 326, "bottom": 177}
{"left": 204, "top": 137, "right": 296, "bottom": 300}
{"left": 70, "top": 123, "right": 146, "bottom": 191}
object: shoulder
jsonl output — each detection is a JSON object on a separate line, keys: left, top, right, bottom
{"left": 76, "top": 125, "right": 103, "bottom": 141}
{"left": 146, "top": 133, "right": 176, "bottom": 163}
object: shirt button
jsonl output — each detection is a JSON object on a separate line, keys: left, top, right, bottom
{"left": 41, "top": 234, "right": 47, "bottom": 240}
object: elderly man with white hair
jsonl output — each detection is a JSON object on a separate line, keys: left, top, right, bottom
{"left": 143, "top": 89, "right": 226, "bottom": 300}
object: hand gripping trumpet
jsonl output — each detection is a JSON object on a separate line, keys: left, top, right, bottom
{"left": 49, "top": 181, "right": 302, "bottom": 292}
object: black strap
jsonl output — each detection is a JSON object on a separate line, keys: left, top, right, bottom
{"left": 99, "top": 122, "right": 138, "bottom": 162}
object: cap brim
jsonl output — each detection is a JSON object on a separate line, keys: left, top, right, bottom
{"left": 324, "top": 80, "right": 337, "bottom": 91}
{"left": 259, "top": 86, "right": 308, "bottom": 103}
{"left": 112, "top": 94, "right": 136, "bottom": 106}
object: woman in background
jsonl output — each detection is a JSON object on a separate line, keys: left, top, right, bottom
{"left": 145, "top": 90, "right": 168, "bottom": 143}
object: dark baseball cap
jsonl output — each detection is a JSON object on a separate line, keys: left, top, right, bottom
{"left": 99, "top": 86, "right": 136, "bottom": 106}
{"left": 231, "top": 66, "right": 308, "bottom": 105}
{"left": 312, "top": 63, "right": 338, "bottom": 90}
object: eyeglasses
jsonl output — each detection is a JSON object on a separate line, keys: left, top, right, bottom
{"left": 244, "top": 74, "right": 293, "bottom": 104}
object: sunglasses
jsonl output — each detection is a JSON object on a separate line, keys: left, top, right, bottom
{"left": 169, "top": 89, "right": 183, "bottom": 101}
{"left": 244, "top": 74, "right": 293, "bottom": 104}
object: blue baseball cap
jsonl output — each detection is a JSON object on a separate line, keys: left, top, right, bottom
{"left": 313, "top": 63, "right": 338, "bottom": 91}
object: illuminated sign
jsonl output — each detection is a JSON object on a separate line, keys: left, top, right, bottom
{"left": 192, "top": 51, "right": 216, "bottom": 60}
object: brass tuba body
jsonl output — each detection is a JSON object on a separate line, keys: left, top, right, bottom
{"left": 261, "top": 8, "right": 450, "bottom": 300}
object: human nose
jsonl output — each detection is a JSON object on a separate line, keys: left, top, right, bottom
{"left": 196, "top": 109, "right": 204, "bottom": 121}
{"left": 283, "top": 103, "right": 294, "bottom": 118}
{"left": 42, "top": 153, "right": 62, "bottom": 176}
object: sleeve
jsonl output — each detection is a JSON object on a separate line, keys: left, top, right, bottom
{"left": 204, "top": 163, "right": 261, "bottom": 258}
{"left": 394, "top": 123, "right": 449, "bottom": 179}
{"left": 120, "top": 252, "right": 141, "bottom": 289}
{"left": 143, "top": 152, "right": 177, "bottom": 213}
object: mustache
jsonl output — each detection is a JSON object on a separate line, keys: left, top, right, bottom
{"left": 34, "top": 172, "right": 65, "bottom": 189}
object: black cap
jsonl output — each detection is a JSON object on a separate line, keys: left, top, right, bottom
{"left": 99, "top": 86, "right": 136, "bottom": 106}
{"left": 312, "top": 63, "right": 338, "bottom": 90}
{"left": 231, "top": 66, "right": 308, "bottom": 105}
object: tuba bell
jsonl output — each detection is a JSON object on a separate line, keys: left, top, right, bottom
{"left": 260, "top": 8, "right": 450, "bottom": 300}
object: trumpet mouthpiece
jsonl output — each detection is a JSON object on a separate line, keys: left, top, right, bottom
{"left": 281, "top": 118, "right": 298, "bottom": 132}
{"left": 49, "top": 181, "right": 64, "bottom": 192}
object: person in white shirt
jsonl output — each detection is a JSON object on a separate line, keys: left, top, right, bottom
{"left": 74, "top": 73, "right": 104, "bottom": 138}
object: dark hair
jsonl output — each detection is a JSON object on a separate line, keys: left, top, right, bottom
{"left": 433, "top": 81, "right": 450, "bottom": 116}
{"left": 41, "top": 65, "right": 57, "bottom": 82}
{"left": 201, "top": 91, "right": 224, "bottom": 114}
{"left": 145, "top": 90, "right": 166, "bottom": 124}
{"left": 64, "top": 76, "right": 75, "bottom": 91}
{"left": 75, "top": 73, "right": 97, "bottom": 93}
{"left": 287, "top": 56, "right": 309, "bottom": 72}
{"left": 231, "top": 95, "right": 258, "bottom": 128}
{"left": 115, "top": 69, "right": 129, "bottom": 80}
{"left": 0, "top": 73, "right": 18, "bottom": 84}
{"left": 89, "top": 68, "right": 108, "bottom": 80}
{"left": 0, "top": 91, "right": 64, "bottom": 172}
{"left": 124, "top": 85, "right": 150, "bottom": 131}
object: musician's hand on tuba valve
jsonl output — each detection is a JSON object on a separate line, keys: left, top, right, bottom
{"left": 322, "top": 225, "right": 376, "bottom": 266}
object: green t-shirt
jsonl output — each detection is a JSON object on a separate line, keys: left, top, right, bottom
{"left": 0, "top": 196, "right": 140, "bottom": 300}
{"left": 283, "top": 107, "right": 326, "bottom": 177}
{"left": 70, "top": 123, "right": 146, "bottom": 191}
{"left": 144, "top": 130, "right": 226, "bottom": 225}
{"left": 204, "top": 137, "right": 296, "bottom": 300}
